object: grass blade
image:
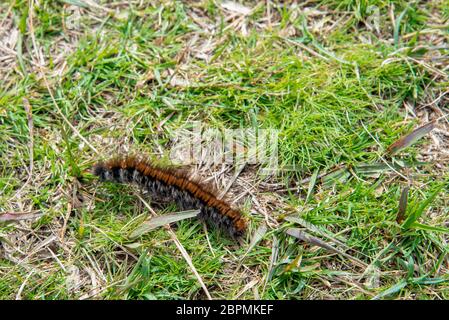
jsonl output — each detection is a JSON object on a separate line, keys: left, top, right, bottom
{"left": 396, "top": 186, "right": 409, "bottom": 223}
{"left": 247, "top": 223, "right": 268, "bottom": 253}
{"left": 284, "top": 215, "right": 349, "bottom": 246}
{"left": 372, "top": 280, "right": 407, "bottom": 300}
{"left": 60, "top": 0, "right": 90, "bottom": 8}
{"left": 305, "top": 168, "right": 319, "bottom": 203}
{"left": 394, "top": 7, "right": 408, "bottom": 48}
{"left": 233, "top": 223, "right": 268, "bottom": 275}
{"left": 321, "top": 166, "right": 350, "bottom": 185}
{"left": 402, "top": 185, "right": 444, "bottom": 230}
{"left": 386, "top": 121, "right": 435, "bottom": 155}
{"left": 129, "top": 210, "right": 200, "bottom": 239}
{"left": 410, "top": 222, "right": 449, "bottom": 234}
{"left": 286, "top": 228, "right": 367, "bottom": 268}
{"left": 0, "top": 211, "right": 42, "bottom": 223}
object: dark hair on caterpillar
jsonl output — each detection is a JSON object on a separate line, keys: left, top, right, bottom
{"left": 92, "top": 156, "right": 247, "bottom": 239}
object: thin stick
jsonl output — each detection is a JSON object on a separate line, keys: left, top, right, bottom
{"left": 135, "top": 194, "right": 213, "bottom": 300}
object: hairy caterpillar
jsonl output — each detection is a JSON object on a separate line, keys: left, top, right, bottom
{"left": 92, "top": 156, "right": 247, "bottom": 239}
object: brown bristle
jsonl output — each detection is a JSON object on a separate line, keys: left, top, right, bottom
{"left": 92, "top": 156, "right": 247, "bottom": 240}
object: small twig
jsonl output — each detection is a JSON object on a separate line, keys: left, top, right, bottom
{"left": 169, "top": 228, "right": 213, "bottom": 300}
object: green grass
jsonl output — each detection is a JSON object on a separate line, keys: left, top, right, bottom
{"left": 0, "top": 0, "right": 448, "bottom": 300}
